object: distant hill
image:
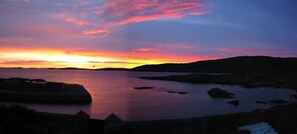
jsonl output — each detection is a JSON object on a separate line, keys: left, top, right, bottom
{"left": 95, "top": 68, "right": 129, "bottom": 71}
{"left": 132, "top": 56, "right": 297, "bottom": 73}
{"left": 47, "top": 67, "right": 129, "bottom": 71}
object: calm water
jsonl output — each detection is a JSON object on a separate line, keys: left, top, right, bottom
{"left": 0, "top": 69, "right": 295, "bottom": 121}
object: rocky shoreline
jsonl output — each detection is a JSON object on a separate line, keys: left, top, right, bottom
{"left": 2, "top": 103, "right": 297, "bottom": 134}
{"left": 105, "top": 103, "right": 297, "bottom": 134}
{"left": 140, "top": 72, "right": 297, "bottom": 90}
{"left": 0, "top": 105, "right": 103, "bottom": 134}
{"left": 0, "top": 78, "right": 92, "bottom": 104}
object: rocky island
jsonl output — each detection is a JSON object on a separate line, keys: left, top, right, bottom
{"left": 0, "top": 78, "right": 92, "bottom": 104}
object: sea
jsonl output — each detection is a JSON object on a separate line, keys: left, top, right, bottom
{"left": 0, "top": 69, "right": 295, "bottom": 121}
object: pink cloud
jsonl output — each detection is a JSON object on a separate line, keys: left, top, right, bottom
{"left": 130, "top": 44, "right": 195, "bottom": 53}
{"left": 104, "top": 0, "right": 205, "bottom": 23}
{"left": 0, "top": 21, "right": 81, "bottom": 38}
{"left": 9, "top": 0, "right": 29, "bottom": 2}
{"left": 157, "top": 44, "right": 194, "bottom": 49}
{"left": 78, "top": 2, "right": 90, "bottom": 6}
{"left": 0, "top": 4, "right": 5, "bottom": 9}
{"left": 82, "top": 28, "right": 110, "bottom": 36}
{"left": 113, "top": 14, "right": 181, "bottom": 26}
{"left": 54, "top": 12, "right": 92, "bottom": 27}
{"left": 65, "top": 18, "right": 90, "bottom": 27}
{"left": 132, "top": 48, "right": 159, "bottom": 52}
{"left": 83, "top": 0, "right": 207, "bottom": 36}
{"left": 53, "top": 1, "right": 90, "bottom": 7}
{"left": 54, "top": 12, "right": 68, "bottom": 18}
{"left": 52, "top": 0, "right": 208, "bottom": 36}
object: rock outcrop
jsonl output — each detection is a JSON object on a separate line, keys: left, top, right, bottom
{"left": 228, "top": 100, "right": 239, "bottom": 106}
{"left": 133, "top": 87, "right": 154, "bottom": 90}
{"left": 0, "top": 78, "right": 92, "bottom": 104}
{"left": 207, "top": 88, "right": 234, "bottom": 98}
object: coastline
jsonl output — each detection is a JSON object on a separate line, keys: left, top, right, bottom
{"left": 1, "top": 103, "right": 297, "bottom": 134}
{"left": 108, "top": 103, "right": 297, "bottom": 134}
{"left": 140, "top": 72, "right": 297, "bottom": 90}
{"left": 1, "top": 66, "right": 297, "bottom": 133}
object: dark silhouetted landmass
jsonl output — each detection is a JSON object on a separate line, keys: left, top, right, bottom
{"left": 106, "top": 103, "right": 297, "bottom": 134}
{"left": 0, "top": 67, "right": 24, "bottom": 69}
{"left": 96, "top": 68, "right": 129, "bottom": 71}
{"left": 140, "top": 72, "right": 297, "bottom": 89}
{"left": 0, "top": 105, "right": 103, "bottom": 134}
{"left": 3, "top": 103, "right": 297, "bottom": 134}
{"left": 136, "top": 56, "right": 297, "bottom": 90}
{"left": 5, "top": 104, "right": 297, "bottom": 134}
{"left": 0, "top": 67, "right": 129, "bottom": 71}
{"left": 0, "top": 78, "right": 92, "bottom": 104}
{"left": 58, "top": 67, "right": 90, "bottom": 70}
{"left": 132, "top": 56, "right": 297, "bottom": 73}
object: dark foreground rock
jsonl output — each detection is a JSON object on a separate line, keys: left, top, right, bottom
{"left": 0, "top": 105, "right": 104, "bottom": 134}
{"left": 3, "top": 103, "right": 297, "bottom": 134}
{"left": 105, "top": 113, "right": 123, "bottom": 123}
{"left": 107, "top": 103, "right": 297, "bottom": 134}
{"left": 0, "top": 78, "right": 92, "bottom": 104}
{"left": 228, "top": 100, "right": 239, "bottom": 106}
{"left": 207, "top": 88, "right": 234, "bottom": 98}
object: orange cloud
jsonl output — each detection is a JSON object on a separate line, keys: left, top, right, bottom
{"left": 127, "top": 50, "right": 217, "bottom": 67}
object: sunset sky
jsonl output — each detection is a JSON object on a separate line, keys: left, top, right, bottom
{"left": 0, "top": 0, "right": 296, "bottom": 69}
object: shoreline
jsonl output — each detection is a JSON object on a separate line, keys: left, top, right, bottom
{"left": 110, "top": 103, "right": 297, "bottom": 134}
{"left": 1, "top": 103, "right": 297, "bottom": 134}
{"left": 140, "top": 72, "right": 297, "bottom": 90}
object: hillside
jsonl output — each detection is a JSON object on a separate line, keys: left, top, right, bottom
{"left": 132, "top": 56, "right": 297, "bottom": 73}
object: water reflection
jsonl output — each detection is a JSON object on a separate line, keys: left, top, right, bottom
{"left": 0, "top": 69, "right": 295, "bottom": 121}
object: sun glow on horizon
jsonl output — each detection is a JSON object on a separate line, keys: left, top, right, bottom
{"left": 0, "top": 49, "right": 208, "bottom": 69}
{"left": 0, "top": 51, "right": 127, "bottom": 69}
{"left": 0, "top": 45, "right": 216, "bottom": 69}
